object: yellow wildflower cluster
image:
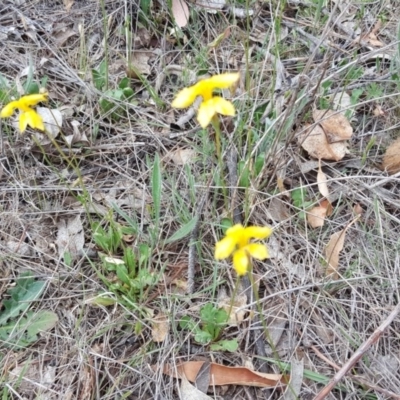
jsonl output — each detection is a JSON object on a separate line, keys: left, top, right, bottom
{"left": 172, "top": 73, "right": 239, "bottom": 128}
{"left": 215, "top": 224, "right": 272, "bottom": 276}
{"left": 0, "top": 93, "right": 48, "bottom": 133}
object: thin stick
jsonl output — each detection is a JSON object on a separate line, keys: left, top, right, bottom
{"left": 310, "top": 345, "right": 400, "bottom": 399}
{"left": 313, "top": 302, "right": 400, "bottom": 400}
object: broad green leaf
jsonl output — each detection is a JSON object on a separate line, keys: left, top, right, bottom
{"left": 220, "top": 218, "right": 233, "bottom": 234}
{"left": 238, "top": 160, "right": 250, "bottom": 187}
{"left": 195, "top": 330, "right": 213, "bottom": 344}
{"left": 210, "top": 339, "right": 238, "bottom": 352}
{"left": 119, "top": 77, "right": 130, "bottom": 89}
{"left": 0, "top": 274, "right": 46, "bottom": 326}
{"left": 0, "top": 311, "right": 58, "bottom": 348}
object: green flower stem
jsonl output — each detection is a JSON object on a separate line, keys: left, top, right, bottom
{"left": 211, "top": 115, "right": 222, "bottom": 162}
{"left": 226, "top": 275, "right": 241, "bottom": 325}
{"left": 210, "top": 115, "right": 228, "bottom": 208}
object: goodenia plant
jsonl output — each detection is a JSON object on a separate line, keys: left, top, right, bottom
{"left": 180, "top": 303, "right": 238, "bottom": 352}
{"left": 214, "top": 224, "right": 272, "bottom": 276}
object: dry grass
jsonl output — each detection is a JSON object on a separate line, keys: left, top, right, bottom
{"left": 1, "top": 0, "right": 400, "bottom": 399}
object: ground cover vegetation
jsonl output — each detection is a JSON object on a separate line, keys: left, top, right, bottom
{"left": 1, "top": 0, "right": 400, "bottom": 398}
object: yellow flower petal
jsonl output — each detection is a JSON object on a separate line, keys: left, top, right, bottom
{"left": 26, "top": 109, "right": 45, "bottom": 130}
{"left": 19, "top": 109, "right": 45, "bottom": 133}
{"left": 245, "top": 243, "right": 269, "bottom": 260}
{"left": 19, "top": 93, "right": 48, "bottom": 108}
{"left": 19, "top": 112, "right": 29, "bottom": 133}
{"left": 243, "top": 226, "right": 272, "bottom": 240}
{"left": 212, "top": 96, "right": 235, "bottom": 116}
{"left": 226, "top": 224, "right": 244, "bottom": 236}
{"left": 215, "top": 236, "right": 237, "bottom": 260}
{"left": 171, "top": 87, "right": 199, "bottom": 108}
{"left": 197, "top": 99, "right": 217, "bottom": 128}
{"left": 1, "top": 94, "right": 48, "bottom": 120}
{"left": 0, "top": 101, "right": 19, "bottom": 118}
{"left": 233, "top": 249, "right": 249, "bottom": 276}
{"left": 207, "top": 73, "right": 240, "bottom": 89}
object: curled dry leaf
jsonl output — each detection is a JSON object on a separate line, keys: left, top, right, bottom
{"left": 180, "top": 375, "right": 213, "bottom": 400}
{"left": 63, "top": 0, "right": 74, "bottom": 12}
{"left": 126, "top": 52, "right": 151, "bottom": 78}
{"left": 373, "top": 105, "right": 385, "bottom": 117}
{"left": 298, "top": 124, "right": 348, "bottom": 161}
{"left": 382, "top": 137, "right": 400, "bottom": 175}
{"left": 324, "top": 217, "right": 358, "bottom": 278}
{"left": 317, "top": 160, "right": 329, "bottom": 198}
{"left": 56, "top": 214, "right": 84, "bottom": 261}
{"left": 168, "top": 148, "right": 197, "bottom": 165}
{"left": 158, "top": 361, "right": 287, "bottom": 388}
{"left": 324, "top": 229, "right": 346, "bottom": 278}
{"left": 307, "top": 199, "right": 332, "bottom": 228}
{"left": 172, "top": 0, "right": 189, "bottom": 28}
{"left": 151, "top": 313, "right": 169, "bottom": 343}
{"left": 313, "top": 109, "right": 353, "bottom": 143}
{"left": 353, "top": 203, "right": 363, "bottom": 215}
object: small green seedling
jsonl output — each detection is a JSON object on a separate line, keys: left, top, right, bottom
{"left": 291, "top": 186, "right": 314, "bottom": 220}
{"left": 0, "top": 272, "right": 58, "bottom": 349}
{"left": 92, "top": 62, "right": 137, "bottom": 120}
{"left": 101, "top": 245, "right": 157, "bottom": 304}
{"left": 92, "top": 218, "right": 136, "bottom": 254}
{"left": 180, "top": 303, "right": 238, "bottom": 352}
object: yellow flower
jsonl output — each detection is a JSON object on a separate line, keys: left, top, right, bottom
{"left": 1, "top": 93, "right": 48, "bottom": 133}
{"left": 172, "top": 73, "right": 239, "bottom": 128}
{"left": 215, "top": 224, "right": 272, "bottom": 276}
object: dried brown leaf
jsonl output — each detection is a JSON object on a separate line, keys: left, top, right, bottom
{"left": 298, "top": 124, "right": 348, "bottom": 161}
{"left": 353, "top": 203, "right": 363, "bottom": 215}
{"left": 317, "top": 160, "right": 329, "bottom": 198}
{"left": 168, "top": 148, "right": 197, "bottom": 165}
{"left": 63, "top": 0, "right": 74, "bottom": 12}
{"left": 151, "top": 313, "right": 169, "bottom": 342}
{"left": 382, "top": 137, "right": 400, "bottom": 175}
{"left": 56, "top": 215, "right": 84, "bottom": 261}
{"left": 126, "top": 52, "right": 151, "bottom": 78}
{"left": 373, "top": 105, "right": 385, "bottom": 117}
{"left": 180, "top": 375, "right": 213, "bottom": 400}
{"left": 158, "top": 361, "right": 287, "bottom": 388}
{"left": 324, "top": 217, "right": 359, "bottom": 278}
{"left": 313, "top": 109, "right": 353, "bottom": 143}
{"left": 324, "top": 229, "right": 346, "bottom": 278}
{"left": 307, "top": 205, "right": 328, "bottom": 228}
{"left": 172, "top": 0, "right": 189, "bottom": 28}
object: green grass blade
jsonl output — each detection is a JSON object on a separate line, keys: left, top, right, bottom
{"left": 164, "top": 216, "right": 198, "bottom": 244}
{"left": 152, "top": 153, "right": 162, "bottom": 225}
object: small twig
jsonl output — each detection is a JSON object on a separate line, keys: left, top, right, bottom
{"left": 310, "top": 345, "right": 400, "bottom": 399}
{"left": 313, "top": 302, "right": 400, "bottom": 400}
